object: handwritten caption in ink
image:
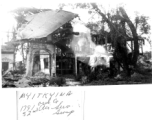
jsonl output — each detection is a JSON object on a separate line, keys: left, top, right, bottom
{"left": 19, "top": 91, "right": 75, "bottom": 117}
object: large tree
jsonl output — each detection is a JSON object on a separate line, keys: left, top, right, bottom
{"left": 59, "top": 3, "right": 151, "bottom": 76}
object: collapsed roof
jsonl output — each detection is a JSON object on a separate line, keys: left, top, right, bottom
{"left": 18, "top": 10, "right": 78, "bottom": 39}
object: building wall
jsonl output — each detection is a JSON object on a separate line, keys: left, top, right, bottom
{"left": 1, "top": 53, "right": 14, "bottom": 71}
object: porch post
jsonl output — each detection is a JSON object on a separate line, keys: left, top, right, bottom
{"left": 51, "top": 45, "right": 56, "bottom": 77}
{"left": 75, "top": 55, "right": 77, "bottom": 76}
{"left": 25, "top": 43, "right": 34, "bottom": 76}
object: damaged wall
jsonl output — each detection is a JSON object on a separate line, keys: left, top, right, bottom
{"left": 25, "top": 43, "right": 56, "bottom": 76}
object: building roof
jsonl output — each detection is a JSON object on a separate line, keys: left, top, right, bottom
{"left": 1, "top": 45, "right": 15, "bottom": 53}
{"left": 18, "top": 10, "right": 78, "bottom": 39}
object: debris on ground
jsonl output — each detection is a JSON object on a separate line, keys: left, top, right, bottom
{"left": 49, "top": 77, "right": 66, "bottom": 86}
{"left": 131, "top": 72, "right": 144, "bottom": 81}
{"left": 84, "top": 63, "right": 152, "bottom": 86}
{"left": 81, "top": 76, "right": 88, "bottom": 84}
{"left": 137, "top": 55, "right": 152, "bottom": 68}
{"left": 15, "top": 77, "right": 31, "bottom": 88}
{"left": 2, "top": 77, "right": 16, "bottom": 88}
{"left": 34, "top": 71, "right": 46, "bottom": 78}
{"left": 2, "top": 56, "right": 152, "bottom": 88}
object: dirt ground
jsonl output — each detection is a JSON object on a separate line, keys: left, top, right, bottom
{"left": 84, "top": 70, "right": 152, "bottom": 86}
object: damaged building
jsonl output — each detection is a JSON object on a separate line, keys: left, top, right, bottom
{"left": 2, "top": 9, "right": 117, "bottom": 87}
{"left": 1, "top": 45, "right": 15, "bottom": 73}
{"left": 6, "top": 10, "right": 82, "bottom": 78}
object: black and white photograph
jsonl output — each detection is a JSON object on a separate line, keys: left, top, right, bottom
{"left": 1, "top": 1, "right": 152, "bottom": 88}
{"left": 1, "top": 1, "right": 152, "bottom": 120}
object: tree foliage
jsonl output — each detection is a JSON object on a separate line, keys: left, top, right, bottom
{"left": 135, "top": 15, "right": 150, "bottom": 35}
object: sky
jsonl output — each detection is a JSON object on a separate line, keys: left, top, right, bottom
{"left": 0, "top": 0, "right": 152, "bottom": 49}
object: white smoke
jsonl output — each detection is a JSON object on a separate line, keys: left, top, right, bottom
{"left": 89, "top": 45, "right": 112, "bottom": 67}
{"left": 71, "top": 22, "right": 112, "bottom": 67}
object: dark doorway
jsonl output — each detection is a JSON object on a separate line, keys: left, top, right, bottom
{"left": 44, "top": 58, "right": 49, "bottom": 69}
{"left": 2, "top": 62, "right": 9, "bottom": 71}
{"left": 56, "top": 53, "right": 74, "bottom": 76}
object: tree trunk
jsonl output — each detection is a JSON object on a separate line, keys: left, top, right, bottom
{"left": 13, "top": 45, "right": 19, "bottom": 70}
{"left": 119, "top": 7, "right": 139, "bottom": 67}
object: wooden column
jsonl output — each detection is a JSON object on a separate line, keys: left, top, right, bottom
{"left": 51, "top": 45, "right": 56, "bottom": 77}
{"left": 75, "top": 55, "right": 77, "bottom": 76}
{"left": 49, "top": 54, "right": 52, "bottom": 76}
{"left": 25, "top": 43, "right": 34, "bottom": 76}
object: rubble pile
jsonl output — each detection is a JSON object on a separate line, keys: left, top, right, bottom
{"left": 2, "top": 77, "right": 7, "bottom": 86}
{"left": 34, "top": 71, "right": 46, "bottom": 78}
{"left": 31, "top": 72, "right": 67, "bottom": 87}
{"left": 131, "top": 72, "right": 145, "bottom": 82}
{"left": 30, "top": 72, "right": 49, "bottom": 86}
{"left": 137, "top": 55, "right": 152, "bottom": 69}
{"left": 15, "top": 77, "right": 31, "bottom": 88}
{"left": 81, "top": 76, "right": 88, "bottom": 84}
{"left": 14, "top": 72, "right": 49, "bottom": 87}
{"left": 48, "top": 77, "right": 66, "bottom": 86}
{"left": 2, "top": 69, "right": 23, "bottom": 88}
{"left": 15, "top": 71, "right": 68, "bottom": 87}
{"left": 2, "top": 77, "right": 16, "bottom": 88}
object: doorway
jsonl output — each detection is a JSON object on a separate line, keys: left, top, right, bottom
{"left": 2, "top": 62, "right": 9, "bottom": 71}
